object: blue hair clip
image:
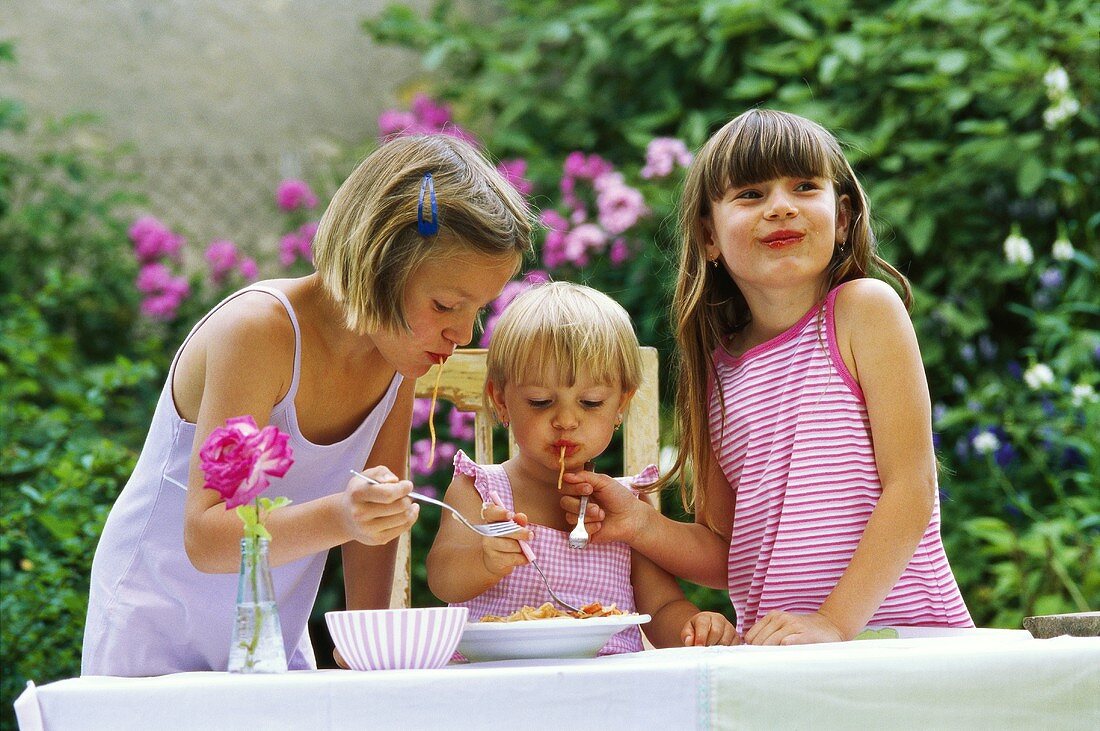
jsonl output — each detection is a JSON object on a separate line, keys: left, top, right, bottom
{"left": 417, "top": 172, "right": 439, "bottom": 236}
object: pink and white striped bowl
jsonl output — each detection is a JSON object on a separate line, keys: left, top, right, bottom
{"left": 325, "top": 607, "right": 469, "bottom": 671}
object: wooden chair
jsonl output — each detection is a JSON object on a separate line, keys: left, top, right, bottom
{"left": 389, "top": 346, "right": 660, "bottom": 608}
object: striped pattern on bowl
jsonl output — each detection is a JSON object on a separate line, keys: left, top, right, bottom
{"left": 325, "top": 607, "right": 469, "bottom": 671}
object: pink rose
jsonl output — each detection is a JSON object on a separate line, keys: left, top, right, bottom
{"left": 200, "top": 416, "right": 294, "bottom": 509}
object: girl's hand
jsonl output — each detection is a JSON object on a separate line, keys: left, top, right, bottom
{"left": 559, "top": 469, "right": 651, "bottom": 544}
{"left": 341, "top": 467, "right": 418, "bottom": 545}
{"left": 682, "top": 611, "right": 740, "bottom": 647}
{"left": 478, "top": 503, "right": 534, "bottom": 577}
{"left": 744, "top": 610, "right": 845, "bottom": 645}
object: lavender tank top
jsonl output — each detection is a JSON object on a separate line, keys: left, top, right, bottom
{"left": 82, "top": 285, "right": 403, "bottom": 676}
{"left": 448, "top": 450, "right": 659, "bottom": 655}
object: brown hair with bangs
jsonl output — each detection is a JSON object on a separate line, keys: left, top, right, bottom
{"left": 662, "top": 108, "right": 911, "bottom": 522}
{"left": 485, "top": 281, "right": 642, "bottom": 419}
{"left": 312, "top": 134, "right": 533, "bottom": 335}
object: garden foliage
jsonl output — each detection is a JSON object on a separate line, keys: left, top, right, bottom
{"left": 1, "top": 3, "right": 1098, "bottom": 726}
{"left": 363, "top": 0, "right": 1100, "bottom": 625}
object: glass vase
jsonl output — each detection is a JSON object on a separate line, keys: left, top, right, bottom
{"left": 227, "top": 537, "right": 287, "bottom": 673}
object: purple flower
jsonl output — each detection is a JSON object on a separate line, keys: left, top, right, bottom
{"left": 136, "top": 263, "right": 174, "bottom": 294}
{"left": 412, "top": 398, "right": 433, "bottom": 429}
{"left": 276, "top": 179, "right": 318, "bottom": 211}
{"left": 1039, "top": 267, "right": 1063, "bottom": 289}
{"left": 129, "top": 215, "right": 185, "bottom": 263}
{"left": 279, "top": 233, "right": 302, "bottom": 267}
{"left": 140, "top": 292, "right": 182, "bottom": 320}
{"left": 448, "top": 408, "right": 476, "bottom": 441}
{"left": 411, "top": 93, "right": 453, "bottom": 129}
{"left": 609, "top": 237, "right": 631, "bottom": 265}
{"left": 496, "top": 158, "right": 533, "bottom": 196}
{"left": 204, "top": 239, "right": 239, "bottom": 283}
{"left": 1007, "top": 361, "right": 1023, "bottom": 379}
{"left": 640, "top": 137, "right": 693, "bottom": 179}
{"left": 595, "top": 174, "right": 647, "bottom": 234}
{"left": 378, "top": 109, "right": 419, "bottom": 137}
{"left": 409, "top": 438, "right": 456, "bottom": 476}
{"left": 238, "top": 257, "right": 259, "bottom": 280}
{"left": 479, "top": 270, "right": 550, "bottom": 345}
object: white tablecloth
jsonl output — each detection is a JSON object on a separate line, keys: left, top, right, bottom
{"left": 14, "top": 630, "right": 1099, "bottom": 730}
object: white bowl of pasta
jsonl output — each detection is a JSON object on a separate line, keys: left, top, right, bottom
{"left": 457, "top": 604, "right": 650, "bottom": 662}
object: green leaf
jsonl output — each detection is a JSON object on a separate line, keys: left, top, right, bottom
{"left": 1016, "top": 156, "right": 1046, "bottom": 196}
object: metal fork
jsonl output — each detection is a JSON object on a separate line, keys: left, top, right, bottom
{"left": 568, "top": 495, "right": 589, "bottom": 549}
{"left": 348, "top": 469, "right": 521, "bottom": 537}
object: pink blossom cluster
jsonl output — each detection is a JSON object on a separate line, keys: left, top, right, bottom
{"left": 204, "top": 239, "right": 259, "bottom": 285}
{"left": 495, "top": 158, "right": 534, "bottom": 196}
{"left": 448, "top": 408, "right": 476, "bottom": 441}
{"left": 541, "top": 153, "right": 647, "bottom": 269}
{"left": 640, "top": 137, "right": 693, "bottom": 179}
{"left": 479, "top": 269, "right": 551, "bottom": 346}
{"left": 279, "top": 221, "right": 318, "bottom": 267}
{"left": 377, "top": 93, "right": 478, "bottom": 146}
{"left": 199, "top": 415, "right": 294, "bottom": 509}
{"left": 412, "top": 401, "right": 475, "bottom": 441}
{"left": 129, "top": 215, "right": 185, "bottom": 263}
{"left": 409, "top": 438, "right": 457, "bottom": 478}
{"left": 275, "top": 179, "right": 318, "bottom": 212}
{"left": 129, "top": 215, "right": 190, "bottom": 320}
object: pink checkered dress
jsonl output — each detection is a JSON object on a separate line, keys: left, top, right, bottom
{"left": 449, "top": 450, "right": 659, "bottom": 655}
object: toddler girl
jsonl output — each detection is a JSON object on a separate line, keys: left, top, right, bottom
{"left": 426, "top": 282, "right": 736, "bottom": 652}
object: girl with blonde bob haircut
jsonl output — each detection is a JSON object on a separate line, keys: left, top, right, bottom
{"left": 559, "top": 109, "right": 971, "bottom": 647}
{"left": 428, "top": 281, "right": 739, "bottom": 652}
{"left": 84, "top": 133, "right": 532, "bottom": 676}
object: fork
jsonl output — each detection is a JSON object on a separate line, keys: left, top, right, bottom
{"left": 348, "top": 469, "right": 520, "bottom": 537}
{"left": 568, "top": 495, "right": 589, "bottom": 549}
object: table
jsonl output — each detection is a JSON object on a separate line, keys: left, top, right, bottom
{"left": 14, "top": 629, "right": 1099, "bottom": 730}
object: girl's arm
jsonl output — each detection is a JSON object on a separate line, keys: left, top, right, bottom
{"left": 746, "top": 279, "right": 937, "bottom": 644}
{"left": 183, "top": 302, "right": 417, "bottom": 573}
{"left": 561, "top": 452, "right": 734, "bottom": 588}
{"left": 343, "top": 379, "right": 418, "bottom": 611}
{"left": 632, "top": 552, "right": 738, "bottom": 648}
{"left": 425, "top": 472, "right": 533, "bottom": 603}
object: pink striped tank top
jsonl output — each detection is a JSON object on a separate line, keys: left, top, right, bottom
{"left": 709, "top": 283, "right": 972, "bottom": 634}
{"left": 449, "top": 450, "right": 659, "bottom": 655}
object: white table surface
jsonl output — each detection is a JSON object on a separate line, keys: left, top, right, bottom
{"left": 14, "top": 629, "right": 1099, "bottom": 731}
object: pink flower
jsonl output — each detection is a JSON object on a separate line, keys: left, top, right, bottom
{"left": 448, "top": 408, "right": 476, "bottom": 441}
{"left": 479, "top": 270, "right": 550, "bottom": 345}
{"left": 204, "top": 239, "right": 239, "bottom": 282}
{"left": 609, "top": 237, "right": 631, "bottom": 266}
{"left": 140, "top": 292, "right": 183, "bottom": 321}
{"left": 136, "top": 263, "right": 174, "bottom": 294}
{"left": 200, "top": 415, "right": 294, "bottom": 509}
{"left": 238, "top": 257, "right": 259, "bottom": 280}
{"left": 275, "top": 179, "right": 318, "bottom": 211}
{"left": 378, "top": 109, "right": 418, "bottom": 137}
{"left": 496, "top": 158, "right": 533, "bottom": 196}
{"left": 641, "top": 137, "right": 693, "bottom": 179}
{"left": 595, "top": 174, "right": 647, "bottom": 234}
{"left": 409, "top": 438, "right": 456, "bottom": 476}
{"left": 129, "top": 215, "right": 185, "bottom": 263}
{"left": 412, "top": 398, "right": 433, "bottom": 429}
{"left": 279, "top": 233, "right": 301, "bottom": 267}
{"left": 411, "top": 93, "right": 453, "bottom": 128}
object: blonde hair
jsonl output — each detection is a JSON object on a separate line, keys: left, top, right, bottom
{"left": 485, "top": 282, "right": 642, "bottom": 416}
{"left": 665, "top": 108, "right": 911, "bottom": 519}
{"left": 312, "top": 134, "right": 533, "bottom": 334}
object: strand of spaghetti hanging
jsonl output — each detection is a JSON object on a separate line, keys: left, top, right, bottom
{"left": 556, "top": 445, "right": 566, "bottom": 491}
{"left": 418, "top": 171, "right": 445, "bottom": 469}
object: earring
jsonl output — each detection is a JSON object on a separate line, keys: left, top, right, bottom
{"left": 709, "top": 258, "right": 719, "bottom": 268}
{"left": 614, "top": 415, "right": 623, "bottom": 431}
{"left": 502, "top": 420, "right": 510, "bottom": 429}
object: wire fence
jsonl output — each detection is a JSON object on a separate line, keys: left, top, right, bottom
{"left": 108, "top": 150, "right": 351, "bottom": 260}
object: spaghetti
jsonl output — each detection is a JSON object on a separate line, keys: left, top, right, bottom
{"left": 479, "top": 602, "right": 627, "bottom": 622}
{"left": 426, "top": 356, "right": 445, "bottom": 469}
